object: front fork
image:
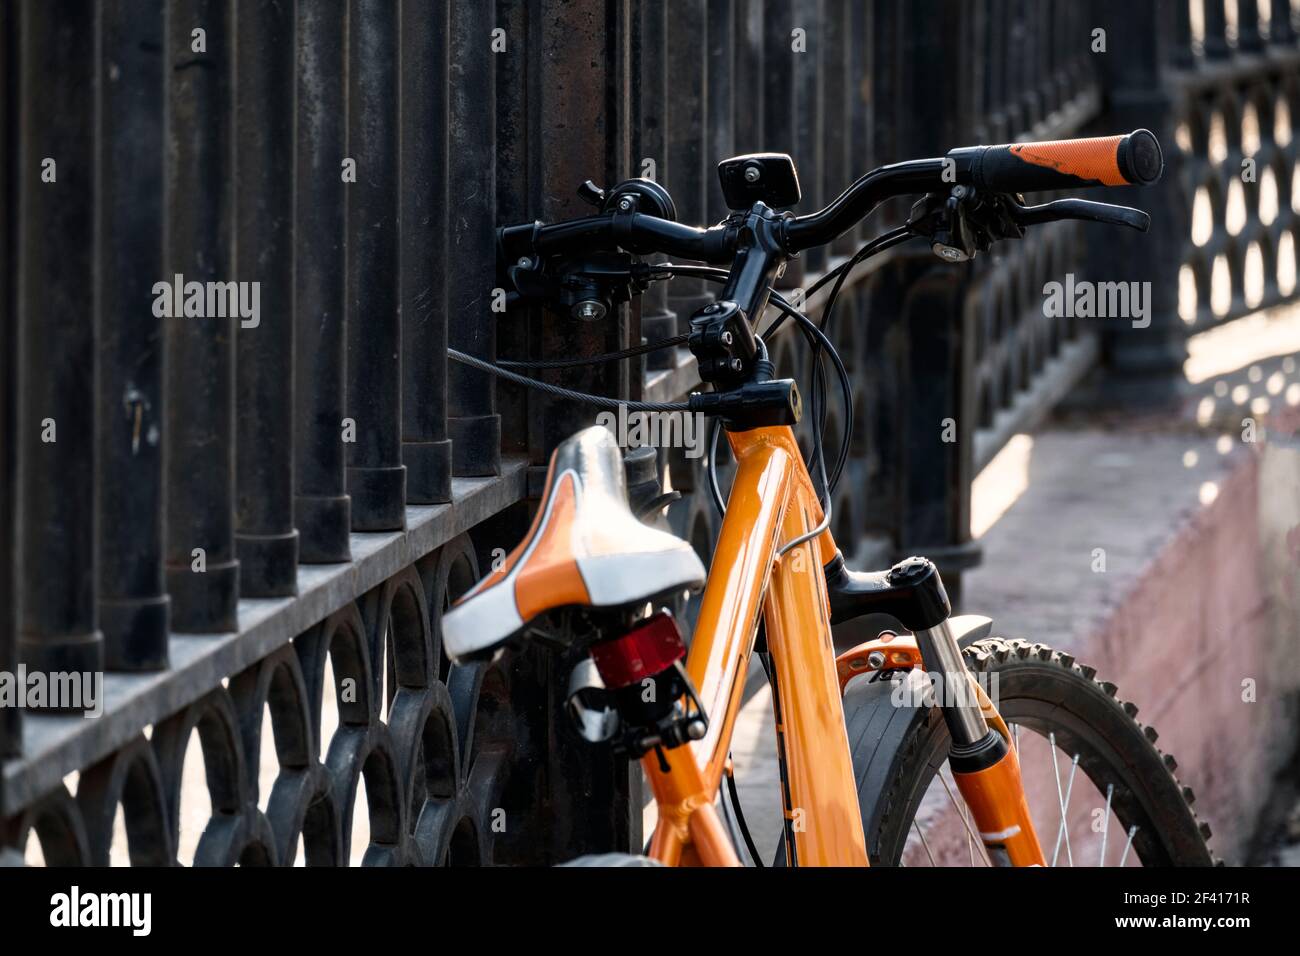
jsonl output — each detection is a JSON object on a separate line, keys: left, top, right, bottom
{"left": 832, "top": 554, "right": 1046, "bottom": 866}
{"left": 914, "top": 617, "right": 1045, "bottom": 866}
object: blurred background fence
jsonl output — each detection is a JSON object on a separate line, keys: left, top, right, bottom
{"left": 2, "top": 0, "right": 1297, "bottom": 866}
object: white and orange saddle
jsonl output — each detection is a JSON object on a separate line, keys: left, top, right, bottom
{"left": 442, "top": 426, "right": 707, "bottom": 663}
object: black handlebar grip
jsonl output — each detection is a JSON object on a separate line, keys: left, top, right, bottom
{"left": 950, "top": 129, "right": 1164, "bottom": 193}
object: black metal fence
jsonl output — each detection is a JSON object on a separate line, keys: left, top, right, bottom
{"left": 1171, "top": 1, "right": 1300, "bottom": 333}
{"left": 2, "top": 0, "right": 1297, "bottom": 866}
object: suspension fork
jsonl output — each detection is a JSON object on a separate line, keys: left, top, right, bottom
{"left": 915, "top": 615, "right": 1045, "bottom": 866}
{"left": 830, "top": 554, "right": 1046, "bottom": 866}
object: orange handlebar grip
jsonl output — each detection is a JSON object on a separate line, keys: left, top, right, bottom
{"left": 949, "top": 129, "right": 1164, "bottom": 193}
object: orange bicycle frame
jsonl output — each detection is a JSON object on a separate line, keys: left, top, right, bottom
{"left": 641, "top": 424, "right": 1046, "bottom": 866}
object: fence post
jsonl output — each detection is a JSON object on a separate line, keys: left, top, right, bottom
{"left": 633, "top": 0, "right": 677, "bottom": 369}
{"left": 763, "top": 0, "right": 802, "bottom": 287}
{"left": 235, "top": 0, "right": 299, "bottom": 595}
{"left": 447, "top": 0, "right": 501, "bottom": 477}
{"left": 666, "top": 0, "right": 715, "bottom": 322}
{"left": 824, "top": 0, "right": 853, "bottom": 257}
{"left": 1271, "top": 0, "right": 1296, "bottom": 45}
{"left": 346, "top": 0, "right": 406, "bottom": 530}
{"left": 294, "top": 0, "right": 351, "bottom": 564}
{"left": 706, "top": 0, "right": 735, "bottom": 223}
{"left": 492, "top": 0, "right": 534, "bottom": 449}
{"left": 399, "top": 1, "right": 453, "bottom": 504}
{"left": 1238, "top": 1, "right": 1264, "bottom": 53}
{"left": 859, "top": 0, "right": 908, "bottom": 546}
{"left": 792, "top": 0, "right": 826, "bottom": 274}
{"left": 1091, "top": 0, "right": 1187, "bottom": 385}
{"left": 164, "top": 0, "right": 239, "bottom": 633}
{"left": 733, "top": 0, "right": 766, "bottom": 155}
{"left": 846, "top": 0, "right": 872, "bottom": 245}
{"left": 0, "top": 0, "right": 17, "bottom": 758}
{"left": 891, "top": 0, "right": 979, "bottom": 605}
{"left": 528, "top": 0, "right": 634, "bottom": 859}
{"left": 18, "top": 1, "right": 105, "bottom": 679}
{"left": 97, "top": 0, "right": 170, "bottom": 666}
{"left": 1203, "top": 0, "right": 1231, "bottom": 59}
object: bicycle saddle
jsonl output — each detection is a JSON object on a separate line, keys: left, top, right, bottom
{"left": 442, "top": 426, "right": 707, "bottom": 663}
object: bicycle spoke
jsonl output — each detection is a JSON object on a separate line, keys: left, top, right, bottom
{"left": 938, "top": 768, "right": 991, "bottom": 866}
{"left": 1061, "top": 755, "right": 1079, "bottom": 866}
{"left": 965, "top": 796, "right": 974, "bottom": 867}
{"left": 1048, "top": 732, "right": 1065, "bottom": 866}
{"left": 937, "top": 769, "right": 971, "bottom": 860}
{"left": 912, "top": 819, "right": 938, "bottom": 867}
{"left": 1118, "top": 824, "right": 1139, "bottom": 867}
{"left": 1048, "top": 733, "right": 1079, "bottom": 867}
{"left": 1099, "top": 783, "right": 1114, "bottom": 867}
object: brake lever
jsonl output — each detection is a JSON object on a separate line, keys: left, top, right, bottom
{"left": 1009, "top": 198, "right": 1150, "bottom": 232}
{"left": 910, "top": 189, "right": 1153, "bottom": 264}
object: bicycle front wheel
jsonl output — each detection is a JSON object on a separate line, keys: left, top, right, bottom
{"left": 845, "top": 637, "right": 1215, "bottom": 866}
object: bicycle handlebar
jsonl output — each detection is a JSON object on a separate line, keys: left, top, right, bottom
{"left": 785, "top": 129, "right": 1162, "bottom": 252}
{"left": 499, "top": 130, "right": 1164, "bottom": 262}
{"left": 783, "top": 158, "right": 949, "bottom": 251}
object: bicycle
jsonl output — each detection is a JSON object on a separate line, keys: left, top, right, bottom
{"left": 442, "top": 129, "right": 1216, "bottom": 867}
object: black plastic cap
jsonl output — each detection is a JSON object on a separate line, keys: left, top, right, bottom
{"left": 1118, "top": 129, "right": 1164, "bottom": 186}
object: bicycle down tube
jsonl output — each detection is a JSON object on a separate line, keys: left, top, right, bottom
{"left": 642, "top": 424, "right": 868, "bottom": 866}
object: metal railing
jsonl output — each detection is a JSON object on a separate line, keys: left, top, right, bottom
{"left": 1171, "top": 0, "right": 1300, "bottom": 332}
{"left": 1092, "top": 0, "right": 1300, "bottom": 376}
{"left": 2, "top": 0, "right": 1291, "bottom": 866}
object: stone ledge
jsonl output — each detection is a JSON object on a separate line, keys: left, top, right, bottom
{"left": 1, "top": 459, "right": 528, "bottom": 817}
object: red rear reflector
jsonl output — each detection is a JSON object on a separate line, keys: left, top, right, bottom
{"left": 589, "top": 612, "right": 686, "bottom": 690}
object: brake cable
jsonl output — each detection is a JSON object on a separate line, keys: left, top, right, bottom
{"left": 701, "top": 292, "right": 839, "bottom": 548}
{"left": 448, "top": 348, "right": 690, "bottom": 412}
{"left": 800, "top": 229, "right": 915, "bottom": 490}
{"left": 725, "top": 760, "right": 764, "bottom": 866}
{"left": 768, "top": 297, "right": 836, "bottom": 555}
{"left": 805, "top": 224, "right": 912, "bottom": 301}
{"left": 496, "top": 331, "right": 689, "bottom": 369}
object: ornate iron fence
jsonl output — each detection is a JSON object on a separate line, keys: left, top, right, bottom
{"left": 2, "top": 0, "right": 1291, "bottom": 867}
{"left": 1093, "top": 0, "right": 1300, "bottom": 377}
{"left": 1172, "top": 1, "right": 1300, "bottom": 327}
